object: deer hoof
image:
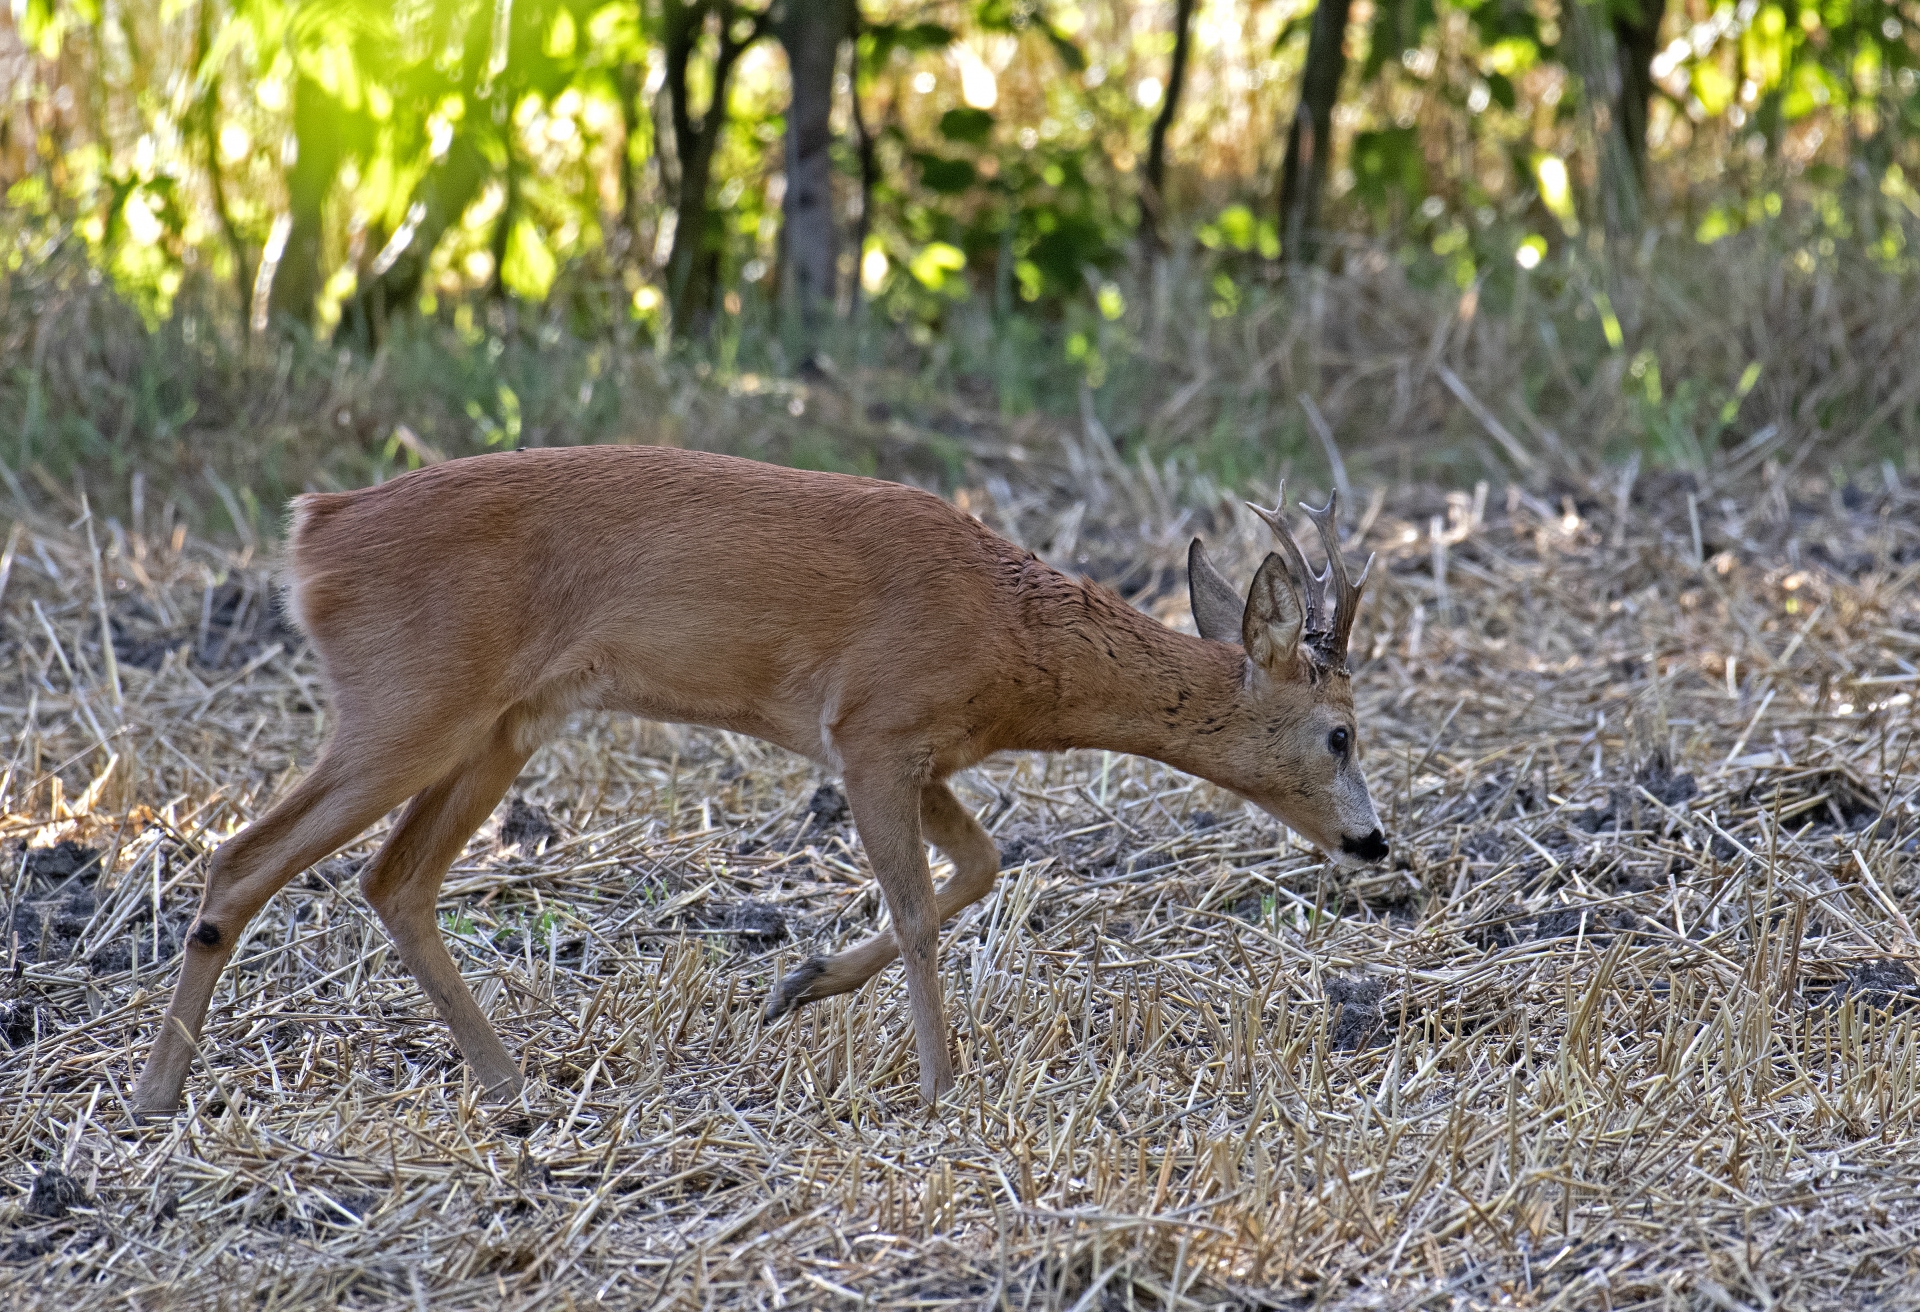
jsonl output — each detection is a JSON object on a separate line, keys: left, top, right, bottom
{"left": 764, "top": 957, "right": 829, "bottom": 1021}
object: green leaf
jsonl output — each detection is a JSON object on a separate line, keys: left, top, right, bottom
{"left": 862, "top": 20, "right": 954, "bottom": 67}
{"left": 939, "top": 107, "right": 995, "bottom": 145}
{"left": 897, "top": 22, "right": 956, "bottom": 51}
{"left": 501, "top": 218, "right": 557, "bottom": 300}
{"left": 1044, "top": 26, "right": 1087, "bottom": 71}
{"left": 915, "top": 153, "right": 978, "bottom": 194}
{"left": 908, "top": 240, "right": 967, "bottom": 290}
{"left": 1213, "top": 203, "right": 1257, "bottom": 251}
{"left": 1363, "top": 0, "right": 1439, "bottom": 76}
{"left": 1351, "top": 128, "right": 1427, "bottom": 219}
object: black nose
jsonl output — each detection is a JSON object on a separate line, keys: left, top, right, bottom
{"left": 1341, "top": 828, "right": 1390, "bottom": 863}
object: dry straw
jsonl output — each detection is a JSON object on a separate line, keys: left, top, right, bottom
{"left": 1, "top": 452, "right": 1917, "bottom": 1309}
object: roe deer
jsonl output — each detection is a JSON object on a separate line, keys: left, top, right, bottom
{"left": 132, "top": 445, "right": 1386, "bottom": 1114}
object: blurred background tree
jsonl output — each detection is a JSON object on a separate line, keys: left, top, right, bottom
{"left": 3, "top": 0, "right": 1919, "bottom": 505}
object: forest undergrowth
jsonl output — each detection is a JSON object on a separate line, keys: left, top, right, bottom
{"left": 7, "top": 216, "right": 1920, "bottom": 532}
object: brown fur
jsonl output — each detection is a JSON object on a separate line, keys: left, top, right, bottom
{"left": 132, "top": 445, "right": 1382, "bottom": 1113}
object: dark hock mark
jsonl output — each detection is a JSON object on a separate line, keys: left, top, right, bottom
{"left": 26, "top": 1169, "right": 89, "bottom": 1220}
{"left": 1326, "top": 977, "right": 1388, "bottom": 1050}
{"left": 498, "top": 797, "right": 555, "bottom": 851}
{"left": 193, "top": 921, "right": 221, "bottom": 947}
{"left": 805, "top": 783, "right": 850, "bottom": 827}
{"left": 1341, "top": 829, "right": 1390, "bottom": 862}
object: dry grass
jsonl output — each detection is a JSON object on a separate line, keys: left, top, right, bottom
{"left": 2, "top": 449, "right": 1918, "bottom": 1310}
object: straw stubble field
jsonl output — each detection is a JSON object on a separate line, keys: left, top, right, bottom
{"left": 2, "top": 456, "right": 1919, "bottom": 1310}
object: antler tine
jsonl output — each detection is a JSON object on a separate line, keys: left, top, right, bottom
{"left": 1300, "top": 491, "right": 1367, "bottom": 664}
{"left": 1245, "top": 481, "right": 1322, "bottom": 636}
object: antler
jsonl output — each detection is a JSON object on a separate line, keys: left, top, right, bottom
{"left": 1300, "top": 491, "right": 1373, "bottom": 667}
{"left": 1246, "top": 481, "right": 1322, "bottom": 638}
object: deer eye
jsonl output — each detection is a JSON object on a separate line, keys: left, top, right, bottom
{"left": 1327, "top": 727, "right": 1350, "bottom": 755}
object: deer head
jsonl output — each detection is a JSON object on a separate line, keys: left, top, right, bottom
{"left": 1187, "top": 487, "right": 1388, "bottom": 866}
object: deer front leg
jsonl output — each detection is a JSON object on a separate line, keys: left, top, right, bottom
{"left": 764, "top": 782, "right": 998, "bottom": 1020}
{"left": 778, "top": 767, "right": 953, "bottom": 1103}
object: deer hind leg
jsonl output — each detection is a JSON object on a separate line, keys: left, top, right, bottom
{"left": 132, "top": 732, "right": 467, "bottom": 1115}
{"left": 763, "top": 781, "right": 1001, "bottom": 1028}
{"left": 356, "top": 718, "right": 538, "bottom": 1100}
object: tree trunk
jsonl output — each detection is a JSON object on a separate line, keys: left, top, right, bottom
{"left": 340, "top": 133, "right": 488, "bottom": 345}
{"left": 1142, "top": 0, "right": 1197, "bottom": 252}
{"left": 488, "top": 138, "right": 520, "bottom": 301}
{"left": 1565, "top": 0, "right": 1641, "bottom": 243}
{"left": 1611, "top": 0, "right": 1666, "bottom": 188}
{"left": 666, "top": 130, "right": 720, "bottom": 332}
{"left": 847, "top": 8, "right": 880, "bottom": 324}
{"left": 776, "top": 0, "right": 853, "bottom": 341}
{"left": 193, "top": 0, "right": 251, "bottom": 342}
{"left": 1278, "top": 0, "right": 1354, "bottom": 266}
{"left": 267, "top": 74, "right": 341, "bottom": 329}
{"left": 662, "top": 2, "right": 769, "bottom": 338}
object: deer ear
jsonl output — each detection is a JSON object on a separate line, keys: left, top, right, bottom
{"left": 1188, "top": 538, "right": 1246, "bottom": 645}
{"left": 1242, "top": 552, "right": 1305, "bottom": 674}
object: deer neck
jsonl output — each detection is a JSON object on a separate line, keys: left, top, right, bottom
{"left": 1008, "top": 571, "right": 1246, "bottom": 772}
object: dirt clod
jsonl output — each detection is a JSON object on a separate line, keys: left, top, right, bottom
{"left": 497, "top": 798, "right": 555, "bottom": 851}
{"left": 1824, "top": 960, "right": 1920, "bottom": 1013}
{"left": 25, "top": 1171, "right": 87, "bottom": 1220}
{"left": 805, "top": 783, "right": 849, "bottom": 827}
{"left": 1, "top": 999, "right": 43, "bottom": 1048}
{"left": 16, "top": 841, "right": 102, "bottom": 882}
{"left": 724, "top": 901, "right": 788, "bottom": 947}
{"left": 1326, "top": 977, "right": 1387, "bottom": 1050}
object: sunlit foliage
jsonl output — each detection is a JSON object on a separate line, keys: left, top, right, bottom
{"left": 4, "top": 0, "right": 1920, "bottom": 338}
